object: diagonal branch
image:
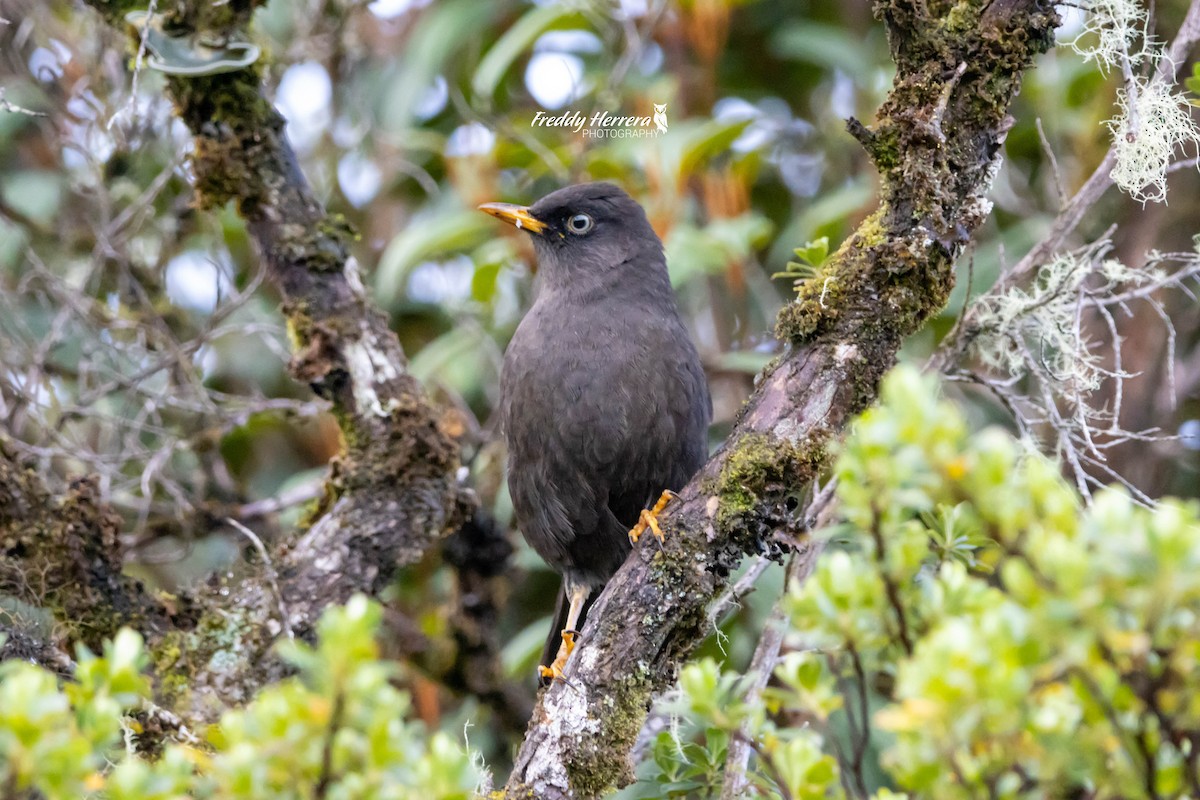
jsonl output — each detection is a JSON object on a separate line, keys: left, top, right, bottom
{"left": 931, "top": 0, "right": 1200, "bottom": 372}
{"left": 503, "top": 1, "right": 1060, "bottom": 796}
{"left": 0, "top": 0, "right": 478, "bottom": 724}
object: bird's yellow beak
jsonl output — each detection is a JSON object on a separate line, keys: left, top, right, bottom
{"left": 478, "top": 202, "right": 548, "bottom": 235}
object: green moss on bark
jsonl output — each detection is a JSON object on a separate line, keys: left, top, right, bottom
{"left": 0, "top": 460, "right": 171, "bottom": 650}
{"left": 565, "top": 668, "right": 656, "bottom": 797}
{"left": 148, "top": 594, "right": 276, "bottom": 715}
{"left": 779, "top": 1, "right": 1058, "bottom": 353}
{"left": 710, "top": 432, "right": 830, "bottom": 547}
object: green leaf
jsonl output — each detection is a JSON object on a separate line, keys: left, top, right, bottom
{"left": 679, "top": 118, "right": 753, "bottom": 177}
{"left": 1, "top": 171, "right": 63, "bottom": 228}
{"left": 500, "top": 616, "right": 554, "bottom": 676}
{"left": 767, "top": 178, "right": 873, "bottom": 270}
{"left": 408, "top": 324, "right": 497, "bottom": 400}
{"left": 772, "top": 237, "right": 831, "bottom": 281}
{"left": 471, "top": 5, "right": 585, "bottom": 100}
{"left": 664, "top": 212, "right": 773, "bottom": 286}
{"left": 771, "top": 21, "right": 875, "bottom": 73}
{"left": 375, "top": 209, "right": 495, "bottom": 302}
{"left": 704, "top": 727, "right": 730, "bottom": 761}
{"left": 1186, "top": 62, "right": 1200, "bottom": 96}
{"left": 793, "top": 236, "right": 829, "bottom": 267}
{"left": 470, "top": 260, "right": 502, "bottom": 303}
{"left": 469, "top": 235, "right": 518, "bottom": 304}
{"left": 380, "top": 0, "right": 498, "bottom": 130}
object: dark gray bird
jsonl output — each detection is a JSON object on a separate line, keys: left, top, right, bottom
{"left": 479, "top": 182, "right": 711, "bottom": 681}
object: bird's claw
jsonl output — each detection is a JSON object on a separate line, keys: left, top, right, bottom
{"left": 629, "top": 490, "right": 677, "bottom": 545}
{"left": 538, "top": 663, "right": 565, "bottom": 683}
{"left": 538, "top": 630, "right": 577, "bottom": 685}
{"left": 629, "top": 508, "right": 664, "bottom": 545}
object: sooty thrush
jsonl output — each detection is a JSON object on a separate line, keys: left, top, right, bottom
{"left": 479, "top": 182, "right": 711, "bottom": 681}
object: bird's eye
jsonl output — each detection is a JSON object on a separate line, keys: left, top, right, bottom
{"left": 566, "top": 213, "right": 594, "bottom": 234}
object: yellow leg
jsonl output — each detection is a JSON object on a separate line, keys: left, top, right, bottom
{"left": 539, "top": 583, "right": 590, "bottom": 682}
{"left": 628, "top": 490, "right": 677, "bottom": 544}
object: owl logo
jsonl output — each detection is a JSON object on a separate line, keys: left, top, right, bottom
{"left": 653, "top": 103, "right": 668, "bottom": 134}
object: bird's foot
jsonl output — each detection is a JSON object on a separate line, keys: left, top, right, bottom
{"left": 628, "top": 490, "right": 678, "bottom": 544}
{"left": 538, "top": 629, "right": 577, "bottom": 684}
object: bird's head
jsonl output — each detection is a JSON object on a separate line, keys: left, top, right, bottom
{"left": 478, "top": 182, "right": 663, "bottom": 285}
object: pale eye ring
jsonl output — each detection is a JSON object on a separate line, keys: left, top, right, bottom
{"left": 567, "top": 213, "right": 594, "bottom": 234}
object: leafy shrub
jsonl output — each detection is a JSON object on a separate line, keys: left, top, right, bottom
{"left": 628, "top": 366, "right": 1200, "bottom": 798}
{"left": 0, "top": 597, "right": 482, "bottom": 800}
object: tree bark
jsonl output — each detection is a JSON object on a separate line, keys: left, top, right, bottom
{"left": 1, "top": 0, "right": 1058, "bottom": 782}
{"left": 1, "top": 0, "right": 473, "bottom": 726}
{"left": 503, "top": 1, "right": 1059, "bottom": 796}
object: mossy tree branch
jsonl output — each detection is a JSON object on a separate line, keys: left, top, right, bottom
{"left": 0, "top": 449, "right": 180, "bottom": 654}
{"left": 503, "top": 1, "right": 1059, "bottom": 796}
{"left": 0, "top": 623, "right": 74, "bottom": 679}
{"left": 130, "top": 3, "right": 474, "bottom": 593}
{"left": 0, "top": 0, "right": 474, "bottom": 726}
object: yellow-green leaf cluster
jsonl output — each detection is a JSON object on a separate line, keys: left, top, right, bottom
{"left": 0, "top": 596, "right": 482, "bottom": 800}
{"left": 631, "top": 365, "right": 1200, "bottom": 799}
{"left": 788, "top": 366, "right": 1200, "bottom": 797}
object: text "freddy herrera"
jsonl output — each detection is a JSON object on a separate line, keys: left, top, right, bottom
{"left": 532, "top": 109, "right": 659, "bottom": 137}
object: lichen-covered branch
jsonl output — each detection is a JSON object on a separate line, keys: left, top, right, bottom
{"left": 136, "top": 1, "right": 473, "bottom": 571}
{"left": 503, "top": 1, "right": 1059, "bottom": 796}
{"left": 0, "top": 0, "right": 475, "bottom": 724}
{"left": 127, "top": 17, "right": 474, "bottom": 720}
{"left": 929, "top": 0, "right": 1200, "bottom": 374}
{"left": 0, "top": 624, "right": 74, "bottom": 679}
{"left": 0, "top": 449, "right": 177, "bottom": 652}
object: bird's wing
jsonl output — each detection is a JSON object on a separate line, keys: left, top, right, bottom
{"left": 594, "top": 319, "right": 711, "bottom": 526}
{"left": 501, "top": 299, "right": 709, "bottom": 582}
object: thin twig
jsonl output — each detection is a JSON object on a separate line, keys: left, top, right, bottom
{"left": 313, "top": 691, "right": 344, "bottom": 799}
{"left": 1036, "top": 117, "right": 1067, "bottom": 208}
{"left": 108, "top": 0, "right": 157, "bottom": 129}
{"left": 0, "top": 87, "right": 46, "bottom": 117}
{"left": 224, "top": 517, "right": 293, "bottom": 640}
{"left": 234, "top": 480, "right": 325, "bottom": 520}
{"left": 719, "top": 548, "right": 823, "bottom": 800}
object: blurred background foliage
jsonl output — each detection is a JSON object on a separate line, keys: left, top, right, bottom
{"left": 1, "top": 0, "right": 1199, "bottom": 778}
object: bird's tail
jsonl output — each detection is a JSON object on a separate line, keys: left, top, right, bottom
{"left": 539, "top": 584, "right": 597, "bottom": 671}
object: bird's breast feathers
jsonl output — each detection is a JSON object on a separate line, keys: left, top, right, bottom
{"left": 503, "top": 313, "right": 701, "bottom": 465}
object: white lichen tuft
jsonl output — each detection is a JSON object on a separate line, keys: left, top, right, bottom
{"left": 962, "top": 241, "right": 1200, "bottom": 503}
{"left": 1070, "top": 1, "right": 1200, "bottom": 205}
{"left": 975, "top": 255, "right": 1086, "bottom": 391}
{"left": 1069, "top": 0, "right": 1147, "bottom": 73}
{"left": 970, "top": 248, "right": 1149, "bottom": 394}
{"left": 1106, "top": 77, "right": 1200, "bottom": 204}
{"left": 343, "top": 327, "right": 404, "bottom": 418}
